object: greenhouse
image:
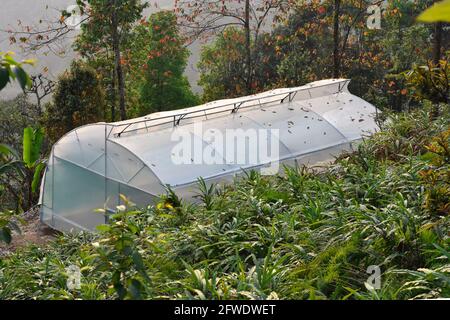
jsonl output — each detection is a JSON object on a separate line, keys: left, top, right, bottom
{"left": 39, "top": 79, "right": 380, "bottom": 232}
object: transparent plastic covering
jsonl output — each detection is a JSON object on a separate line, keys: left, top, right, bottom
{"left": 40, "top": 79, "right": 379, "bottom": 232}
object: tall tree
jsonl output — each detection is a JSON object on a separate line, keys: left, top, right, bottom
{"left": 75, "top": 0, "right": 148, "bottom": 120}
{"left": 130, "top": 11, "right": 199, "bottom": 114}
{"left": 245, "top": 0, "right": 252, "bottom": 92}
{"left": 333, "top": 0, "right": 341, "bottom": 78}
{"left": 246, "top": 0, "right": 434, "bottom": 111}
{"left": 198, "top": 27, "right": 249, "bottom": 101}
{"left": 175, "top": 0, "right": 288, "bottom": 95}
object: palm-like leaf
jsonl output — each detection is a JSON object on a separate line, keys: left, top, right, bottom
{"left": 417, "top": 0, "right": 450, "bottom": 23}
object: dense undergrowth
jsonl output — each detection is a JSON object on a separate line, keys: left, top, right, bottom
{"left": 0, "top": 104, "right": 449, "bottom": 300}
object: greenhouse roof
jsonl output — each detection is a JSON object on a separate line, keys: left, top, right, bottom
{"left": 105, "top": 79, "right": 378, "bottom": 186}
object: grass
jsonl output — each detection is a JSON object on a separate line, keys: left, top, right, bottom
{"left": 0, "top": 103, "right": 449, "bottom": 300}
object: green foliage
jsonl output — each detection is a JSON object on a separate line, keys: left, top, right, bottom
{"left": 363, "top": 0, "right": 432, "bottom": 110}
{"left": 134, "top": 11, "right": 198, "bottom": 115}
{"left": 391, "top": 244, "right": 450, "bottom": 299}
{"left": 0, "top": 142, "right": 23, "bottom": 244}
{"left": 195, "top": 178, "right": 217, "bottom": 211}
{"left": 0, "top": 144, "right": 21, "bottom": 176}
{"left": 0, "top": 69, "right": 44, "bottom": 214}
{"left": 196, "top": 0, "right": 438, "bottom": 111}
{"left": 0, "top": 52, "right": 34, "bottom": 91}
{"left": 0, "top": 143, "right": 22, "bottom": 210}
{"left": 0, "top": 210, "right": 20, "bottom": 244}
{"left": 418, "top": 0, "right": 450, "bottom": 23}
{"left": 0, "top": 234, "right": 108, "bottom": 299}
{"left": 94, "top": 195, "right": 151, "bottom": 300}
{"left": 74, "top": 0, "right": 149, "bottom": 121}
{"left": 0, "top": 95, "right": 42, "bottom": 152}
{"left": 22, "top": 127, "right": 45, "bottom": 196}
{"left": 268, "top": 2, "right": 334, "bottom": 87}
{"left": 404, "top": 58, "right": 449, "bottom": 104}
{"left": 75, "top": 0, "right": 148, "bottom": 56}
{"left": 23, "top": 127, "right": 43, "bottom": 169}
{"left": 198, "top": 27, "right": 249, "bottom": 101}
{"left": 349, "top": 103, "right": 447, "bottom": 162}
{"left": 43, "top": 61, "right": 105, "bottom": 144}
{"left": 0, "top": 126, "right": 45, "bottom": 212}
{"left": 0, "top": 134, "right": 45, "bottom": 244}
{"left": 419, "top": 128, "right": 450, "bottom": 216}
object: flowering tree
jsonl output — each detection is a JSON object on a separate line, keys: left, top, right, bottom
{"left": 175, "top": 0, "right": 290, "bottom": 94}
{"left": 4, "top": 1, "right": 148, "bottom": 121}
{"left": 131, "top": 11, "right": 199, "bottom": 114}
{"left": 75, "top": 0, "right": 148, "bottom": 121}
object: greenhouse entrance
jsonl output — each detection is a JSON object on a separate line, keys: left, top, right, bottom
{"left": 39, "top": 79, "right": 380, "bottom": 232}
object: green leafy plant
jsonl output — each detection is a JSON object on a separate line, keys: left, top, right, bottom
{"left": 94, "top": 195, "right": 152, "bottom": 300}
{"left": 0, "top": 144, "right": 22, "bottom": 243}
{"left": 22, "top": 126, "right": 46, "bottom": 210}
{"left": 0, "top": 127, "right": 45, "bottom": 243}
{"left": 132, "top": 11, "right": 199, "bottom": 115}
{"left": 0, "top": 52, "right": 34, "bottom": 91}
{"left": 417, "top": 0, "right": 450, "bottom": 23}
{"left": 391, "top": 244, "right": 450, "bottom": 299}
{"left": 0, "top": 210, "right": 21, "bottom": 244}
{"left": 195, "top": 178, "right": 217, "bottom": 210}
{"left": 0, "top": 143, "right": 22, "bottom": 177}
{"left": 404, "top": 58, "right": 449, "bottom": 105}
{"left": 0, "top": 126, "right": 45, "bottom": 211}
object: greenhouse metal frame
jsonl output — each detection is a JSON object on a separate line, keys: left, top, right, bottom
{"left": 39, "top": 79, "right": 380, "bottom": 232}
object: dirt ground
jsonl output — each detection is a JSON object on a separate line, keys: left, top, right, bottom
{"left": 0, "top": 207, "right": 58, "bottom": 257}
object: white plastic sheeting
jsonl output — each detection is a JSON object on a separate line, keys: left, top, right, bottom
{"left": 39, "top": 79, "right": 379, "bottom": 232}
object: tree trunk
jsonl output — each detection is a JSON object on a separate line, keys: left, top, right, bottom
{"left": 115, "top": 48, "right": 126, "bottom": 121}
{"left": 111, "top": 1, "right": 126, "bottom": 120}
{"left": 27, "top": 170, "right": 33, "bottom": 211}
{"left": 110, "top": 67, "right": 117, "bottom": 122}
{"left": 333, "top": 0, "right": 341, "bottom": 78}
{"left": 36, "top": 96, "right": 42, "bottom": 117}
{"left": 244, "top": 0, "right": 252, "bottom": 94}
{"left": 433, "top": 22, "right": 442, "bottom": 65}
